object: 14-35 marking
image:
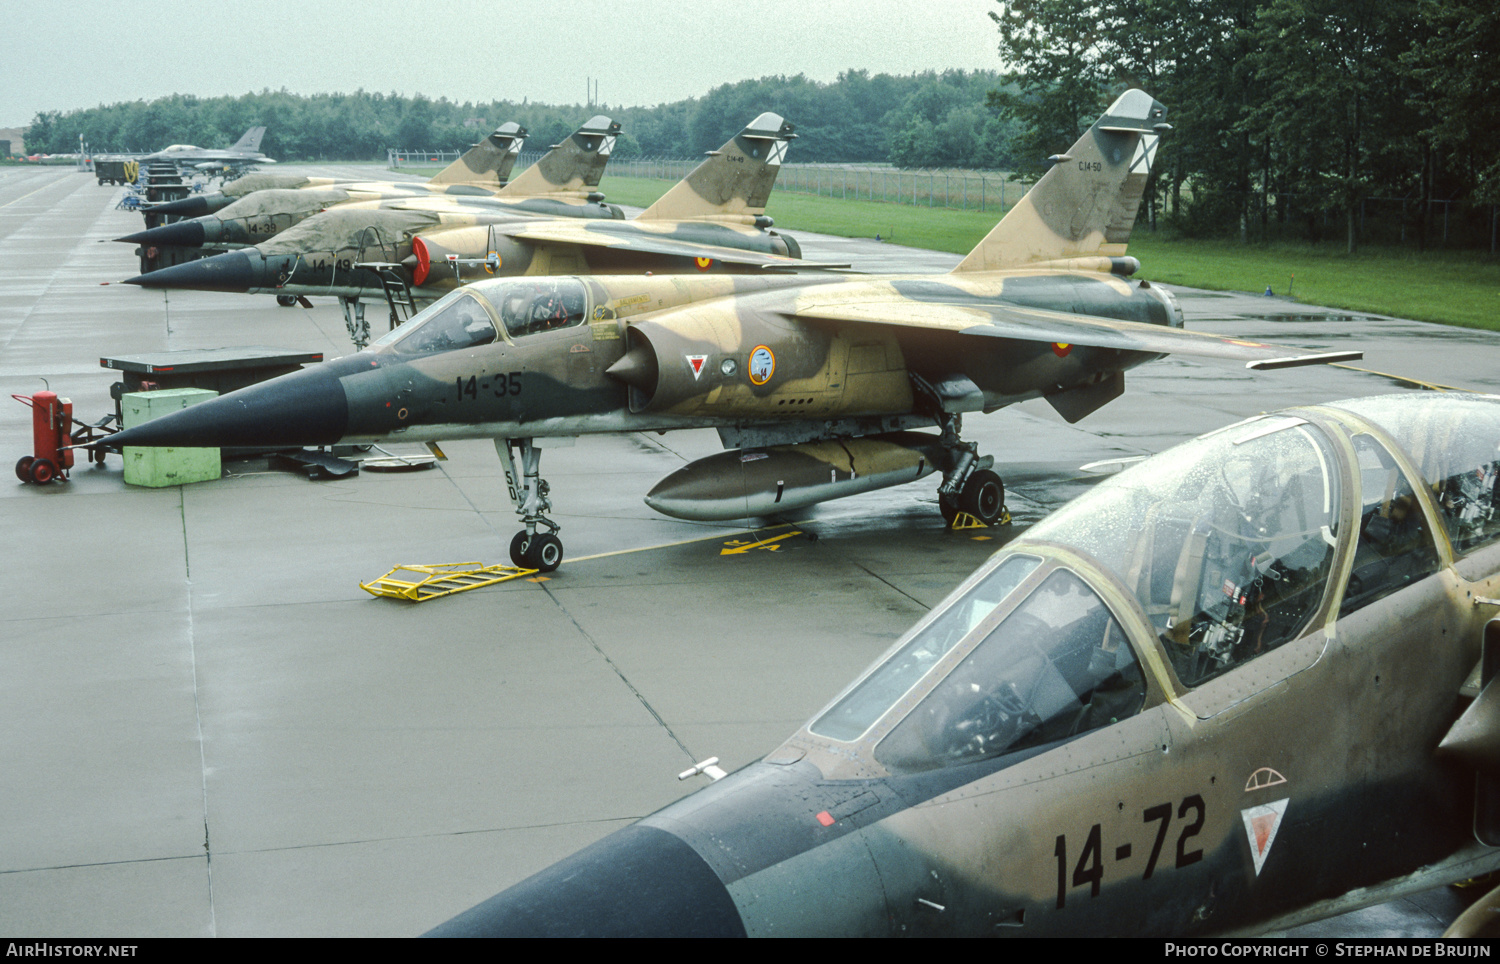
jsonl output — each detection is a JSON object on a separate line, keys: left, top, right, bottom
{"left": 1054, "top": 795, "right": 1205, "bottom": 909}
{"left": 455, "top": 374, "right": 522, "bottom": 400}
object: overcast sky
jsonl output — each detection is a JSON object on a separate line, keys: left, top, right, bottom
{"left": 2, "top": 0, "right": 1005, "bottom": 128}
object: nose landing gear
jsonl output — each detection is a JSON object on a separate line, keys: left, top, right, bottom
{"left": 496, "top": 437, "right": 565, "bottom": 572}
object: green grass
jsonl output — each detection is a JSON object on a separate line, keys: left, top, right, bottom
{"left": 597, "top": 174, "right": 1500, "bottom": 332}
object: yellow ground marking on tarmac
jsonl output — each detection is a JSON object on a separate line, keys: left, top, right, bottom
{"left": 1330, "top": 363, "right": 1467, "bottom": 393}
{"left": 720, "top": 530, "right": 803, "bottom": 555}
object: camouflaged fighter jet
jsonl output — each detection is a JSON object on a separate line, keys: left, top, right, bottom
{"left": 99, "top": 90, "right": 1359, "bottom": 574}
{"left": 117, "top": 117, "right": 613, "bottom": 249}
{"left": 121, "top": 113, "right": 826, "bottom": 347}
{"left": 425, "top": 392, "right": 1500, "bottom": 937}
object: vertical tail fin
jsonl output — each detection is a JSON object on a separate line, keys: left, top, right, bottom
{"left": 498, "top": 115, "right": 620, "bottom": 198}
{"left": 952, "top": 90, "right": 1168, "bottom": 273}
{"left": 230, "top": 126, "right": 266, "bottom": 153}
{"left": 636, "top": 113, "right": 794, "bottom": 223}
{"left": 427, "top": 122, "right": 526, "bottom": 187}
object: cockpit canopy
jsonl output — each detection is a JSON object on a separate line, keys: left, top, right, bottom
{"left": 800, "top": 394, "right": 1500, "bottom": 780}
{"left": 373, "top": 278, "right": 589, "bottom": 355}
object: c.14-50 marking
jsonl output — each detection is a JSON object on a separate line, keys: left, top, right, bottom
{"left": 1054, "top": 795, "right": 1205, "bottom": 909}
{"left": 456, "top": 374, "right": 523, "bottom": 400}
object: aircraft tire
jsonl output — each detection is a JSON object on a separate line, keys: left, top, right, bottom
{"left": 29, "top": 458, "right": 57, "bottom": 485}
{"left": 939, "top": 492, "right": 961, "bottom": 525}
{"left": 509, "top": 531, "right": 531, "bottom": 568}
{"left": 276, "top": 295, "right": 297, "bottom": 307}
{"left": 16, "top": 456, "right": 34, "bottom": 482}
{"left": 528, "top": 534, "right": 563, "bottom": 573}
{"left": 960, "top": 469, "right": 1005, "bottom": 526}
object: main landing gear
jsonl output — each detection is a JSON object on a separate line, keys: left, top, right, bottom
{"left": 496, "top": 437, "right": 564, "bottom": 572}
{"left": 935, "top": 414, "right": 1007, "bottom": 527}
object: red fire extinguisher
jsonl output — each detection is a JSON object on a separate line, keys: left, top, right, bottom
{"left": 13, "top": 391, "right": 75, "bottom": 484}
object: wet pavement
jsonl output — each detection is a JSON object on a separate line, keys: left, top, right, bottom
{"left": 0, "top": 165, "right": 1491, "bottom": 936}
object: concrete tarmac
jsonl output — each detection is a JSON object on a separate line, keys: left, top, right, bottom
{"left": 0, "top": 165, "right": 1487, "bottom": 936}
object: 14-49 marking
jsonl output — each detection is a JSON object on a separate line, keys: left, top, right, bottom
{"left": 1054, "top": 795, "right": 1205, "bottom": 908}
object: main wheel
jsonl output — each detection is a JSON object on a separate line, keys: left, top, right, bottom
{"left": 29, "top": 458, "right": 57, "bottom": 485}
{"left": 939, "top": 491, "right": 961, "bottom": 525}
{"left": 276, "top": 295, "right": 297, "bottom": 307}
{"left": 527, "top": 533, "right": 563, "bottom": 573}
{"left": 509, "top": 531, "right": 532, "bottom": 568}
{"left": 16, "top": 456, "right": 35, "bottom": 482}
{"left": 959, "top": 469, "right": 1005, "bottom": 526}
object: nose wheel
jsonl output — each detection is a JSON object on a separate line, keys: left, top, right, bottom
{"left": 510, "top": 531, "right": 563, "bottom": 572}
{"left": 497, "top": 437, "right": 565, "bottom": 573}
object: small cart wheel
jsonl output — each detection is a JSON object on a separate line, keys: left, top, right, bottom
{"left": 29, "top": 458, "right": 57, "bottom": 485}
{"left": 16, "top": 456, "right": 35, "bottom": 482}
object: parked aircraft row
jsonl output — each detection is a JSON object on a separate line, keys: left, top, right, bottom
{"left": 91, "top": 92, "right": 1500, "bottom": 936}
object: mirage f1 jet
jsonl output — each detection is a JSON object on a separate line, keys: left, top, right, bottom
{"left": 118, "top": 117, "right": 619, "bottom": 250}
{"left": 99, "top": 91, "right": 1359, "bottom": 574}
{"left": 120, "top": 113, "right": 827, "bottom": 347}
{"left": 426, "top": 392, "right": 1500, "bottom": 936}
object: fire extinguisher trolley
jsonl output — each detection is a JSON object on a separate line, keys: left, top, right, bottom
{"left": 12, "top": 390, "right": 116, "bottom": 484}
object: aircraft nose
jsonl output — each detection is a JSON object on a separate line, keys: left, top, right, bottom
{"left": 99, "top": 362, "right": 352, "bottom": 451}
{"left": 122, "top": 249, "right": 261, "bottom": 292}
{"left": 423, "top": 824, "right": 746, "bottom": 938}
{"left": 142, "top": 193, "right": 221, "bottom": 218}
{"left": 115, "top": 218, "right": 209, "bottom": 247}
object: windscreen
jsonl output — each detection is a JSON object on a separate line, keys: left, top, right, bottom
{"left": 810, "top": 555, "right": 1042, "bottom": 742}
{"left": 374, "top": 290, "right": 497, "bottom": 354}
{"left": 874, "top": 568, "right": 1145, "bottom": 774}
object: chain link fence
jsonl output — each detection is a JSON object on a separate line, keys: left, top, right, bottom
{"left": 610, "top": 157, "right": 1025, "bottom": 213}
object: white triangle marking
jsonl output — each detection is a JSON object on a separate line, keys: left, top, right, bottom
{"left": 1240, "top": 798, "right": 1290, "bottom": 876}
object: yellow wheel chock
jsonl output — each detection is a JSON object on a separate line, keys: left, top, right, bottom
{"left": 949, "top": 508, "right": 1012, "bottom": 531}
{"left": 360, "top": 561, "right": 539, "bottom": 601}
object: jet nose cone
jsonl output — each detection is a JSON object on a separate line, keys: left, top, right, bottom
{"left": 144, "top": 194, "right": 219, "bottom": 218}
{"left": 123, "top": 249, "right": 258, "bottom": 292}
{"left": 115, "top": 218, "right": 208, "bottom": 248}
{"left": 101, "top": 364, "right": 349, "bottom": 451}
{"left": 424, "top": 825, "right": 745, "bottom": 937}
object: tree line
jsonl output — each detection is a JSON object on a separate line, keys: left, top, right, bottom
{"left": 24, "top": 71, "right": 1018, "bottom": 171}
{"left": 991, "top": 0, "right": 1499, "bottom": 249}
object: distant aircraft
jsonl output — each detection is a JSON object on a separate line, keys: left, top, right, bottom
{"left": 100, "top": 91, "right": 1357, "bottom": 574}
{"left": 422, "top": 391, "right": 1500, "bottom": 936}
{"left": 135, "top": 125, "right": 275, "bottom": 176}
{"left": 121, "top": 117, "right": 617, "bottom": 245}
{"left": 121, "top": 113, "right": 827, "bottom": 347}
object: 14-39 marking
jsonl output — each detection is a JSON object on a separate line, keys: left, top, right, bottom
{"left": 1054, "top": 795, "right": 1205, "bottom": 909}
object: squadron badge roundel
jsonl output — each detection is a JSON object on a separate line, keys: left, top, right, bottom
{"left": 748, "top": 346, "right": 776, "bottom": 385}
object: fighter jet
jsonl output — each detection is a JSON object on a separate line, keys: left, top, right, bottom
{"left": 99, "top": 90, "right": 1359, "bottom": 574}
{"left": 121, "top": 113, "right": 823, "bottom": 346}
{"left": 424, "top": 391, "right": 1500, "bottom": 936}
{"left": 135, "top": 125, "right": 275, "bottom": 176}
{"left": 118, "top": 117, "right": 612, "bottom": 247}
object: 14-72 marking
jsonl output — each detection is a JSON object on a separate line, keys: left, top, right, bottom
{"left": 1054, "top": 795, "right": 1205, "bottom": 908}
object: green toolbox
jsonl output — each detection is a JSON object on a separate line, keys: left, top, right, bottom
{"left": 121, "top": 388, "right": 221, "bottom": 487}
